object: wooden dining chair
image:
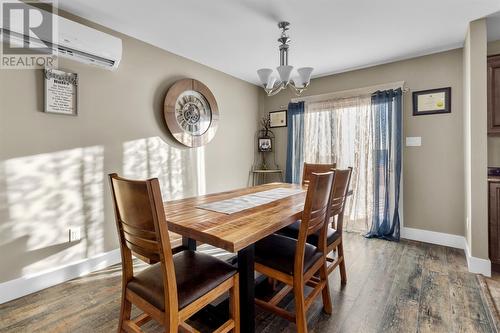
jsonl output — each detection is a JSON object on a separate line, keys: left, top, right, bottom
{"left": 109, "top": 174, "right": 240, "bottom": 333}
{"left": 254, "top": 172, "right": 334, "bottom": 333}
{"left": 278, "top": 168, "right": 353, "bottom": 284}
{"left": 301, "top": 163, "right": 336, "bottom": 185}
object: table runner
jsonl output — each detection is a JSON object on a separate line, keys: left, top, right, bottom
{"left": 196, "top": 187, "right": 304, "bottom": 214}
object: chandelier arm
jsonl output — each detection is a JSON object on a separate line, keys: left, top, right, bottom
{"left": 289, "top": 81, "right": 310, "bottom": 96}
{"left": 289, "top": 85, "right": 304, "bottom": 96}
{"left": 265, "top": 82, "right": 285, "bottom": 96}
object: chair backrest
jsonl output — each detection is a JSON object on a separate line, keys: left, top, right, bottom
{"left": 302, "top": 163, "right": 336, "bottom": 186}
{"left": 109, "top": 174, "right": 178, "bottom": 316}
{"left": 295, "top": 171, "right": 334, "bottom": 274}
{"left": 330, "top": 168, "right": 352, "bottom": 232}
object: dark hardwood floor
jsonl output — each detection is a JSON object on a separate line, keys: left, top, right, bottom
{"left": 0, "top": 233, "right": 494, "bottom": 333}
{"left": 478, "top": 272, "right": 500, "bottom": 331}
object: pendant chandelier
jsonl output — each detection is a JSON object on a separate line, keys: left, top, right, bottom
{"left": 257, "top": 21, "right": 313, "bottom": 97}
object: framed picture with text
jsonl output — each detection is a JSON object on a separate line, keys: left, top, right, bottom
{"left": 269, "top": 110, "right": 287, "bottom": 128}
{"left": 44, "top": 68, "right": 78, "bottom": 116}
{"left": 412, "top": 87, "right": 451, "bottom": 116}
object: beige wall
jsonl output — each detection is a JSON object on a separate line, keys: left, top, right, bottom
{"left": 488, "top": 40, "right": 500, "bottom": 167}
{"left": 463, "top": 19, "right": 488, "bottom": 260}
{"left": 488, "top": 40, "right": 500, "bottom": 56}
{"left": 0, "top": 14, "right": 259, "bottom": 283}
{"left": 489, "top": 138, "right": 500, "bottom": 166}
{"left": 260, "top": 49, "right": 465, "bottom": 237}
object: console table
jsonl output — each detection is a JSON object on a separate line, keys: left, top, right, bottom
{"left": 252, "top": 169, "right": 283, "bottom": 186}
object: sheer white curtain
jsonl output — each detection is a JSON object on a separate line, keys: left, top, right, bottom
{"left": 304, "top": 95, "right": 373, "bottom": 232}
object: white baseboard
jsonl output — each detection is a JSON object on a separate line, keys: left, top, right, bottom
{"left": 401, "top": 227, "right": 465, "bottom": 249}
{"left": 401, "top": 227, "right": 491, "bottom": 277}
{"left": 0, "top": 248, "right": 121, "bottom": 304}
{"left": 464, "top": 241, "right": 492, "bottom": 277}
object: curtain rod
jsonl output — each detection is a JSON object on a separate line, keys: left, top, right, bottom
{"left": 290, "top": 81, "right": 407, "bottom": 104}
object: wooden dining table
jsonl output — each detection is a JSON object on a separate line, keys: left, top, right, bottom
{"left": 163, "top": 182, "right": 307, "bottom": 333}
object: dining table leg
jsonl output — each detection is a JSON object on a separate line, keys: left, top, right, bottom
{"left": 237, "top": 244, "right": 255, "bottom": 333}
{"left": 182, "top": 236, "right": 197, "bottom": 251}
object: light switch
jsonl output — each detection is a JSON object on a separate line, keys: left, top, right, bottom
{"left": 406, "top": 137, "right": 421, "bottom": 147}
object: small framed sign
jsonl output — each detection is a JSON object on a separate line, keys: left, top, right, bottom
{"left": 412, "top": 87, "right": 451, "bottom": 116}
{"left": 44, "top": 68, "right": 78, "bottom": 116}
{"left": 258, "top": 138, "right": 272, "bottom": 152}
{"left": 269, "top": 110, "right": 287, "bottom": 128}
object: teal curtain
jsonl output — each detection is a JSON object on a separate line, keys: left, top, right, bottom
{"left": 366, "top": 89, "right": 402, "bottom": 241}
{"left": 285, "top": 102, "right": 305, "bottom": 183}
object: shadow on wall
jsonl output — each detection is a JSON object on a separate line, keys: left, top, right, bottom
{"left": 0, "top": 136, "right": 207, "bottom": 284}
{"left": 0, "top": 146, "right": 105, "bottom": 283}
{"left": 123, "top": 136, "right": 206, "bottom": 200}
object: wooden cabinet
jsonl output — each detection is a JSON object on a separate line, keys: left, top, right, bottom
{"left": 488, "top": 55, "right": 500, "bottom": 135}
{"left": 489, "top": 180, "right": 500, "bottom": 271}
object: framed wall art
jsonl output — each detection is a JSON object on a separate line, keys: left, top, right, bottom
{"left": 412, "top": 87, "right": 451, "bottom": 116}
{"left": 258, "top": 138, "right": 272, "bottom": 152}
{"left": 269, "top": 110, "right": 287, "bottom": 128}
{"left": 44, "top": 68, "right": 78, "bottom": 116}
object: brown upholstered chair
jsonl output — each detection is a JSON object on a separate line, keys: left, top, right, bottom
{"left": 109, "top": 174, "right": 240, "bottom": 333}
{"left": 301, "top": 163, "right": 336, "bottom": 186}
{"left": 278, "top": 168, "right": 353, "bottom": 284}
{"left": 254, "top": 172, "right": 334, "bottom": 333}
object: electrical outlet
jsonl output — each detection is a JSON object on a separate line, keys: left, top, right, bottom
{"left": 69, "top": 227, "right": 81, "bottom": 242}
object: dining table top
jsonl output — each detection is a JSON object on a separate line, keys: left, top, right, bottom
{"left": 163, "top": 182, "right": 307, "bottom": 253}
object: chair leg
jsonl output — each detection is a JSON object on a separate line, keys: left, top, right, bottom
{"left": 118, "top": 291, "right": 132, "bottom": 333}
{"left": 293, "top": 279, "right": 308, "bottom": 333}
{"left": 319, "top": 263, "right": 332, "bottom": 314}
{"left": 230, "top": 275, "right": 240, "bottom": 333}
{"left": 338, "top": 241, "right": 347, "bottom": 285}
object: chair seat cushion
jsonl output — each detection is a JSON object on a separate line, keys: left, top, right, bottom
{"left": 277, "top": 220, "right": 340, "bottom": 247}
{"left": 127, "top": 250, "right": 236, "bottom": 310}
{"left": 254, "top": 234, "right": 323, "bottom": 275}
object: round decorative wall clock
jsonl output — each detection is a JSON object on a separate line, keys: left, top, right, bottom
{"left": 163, "top": 79, "right": 219, "bottom": 147}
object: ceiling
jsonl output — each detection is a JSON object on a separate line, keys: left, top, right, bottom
{"left": 58, "top": 0, "right": 500, "bottom": 85}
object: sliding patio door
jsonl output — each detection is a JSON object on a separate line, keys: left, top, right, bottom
{"left": 299, "top": 89, "right": 402, "bottom": 238}
{"left": 304, "top": 95, "right": 373, "bottom": 232}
